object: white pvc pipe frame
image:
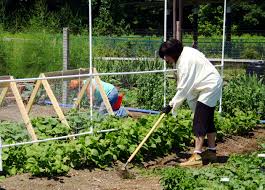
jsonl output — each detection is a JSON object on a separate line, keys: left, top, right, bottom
{"left": 0, "top": 1, "right": 226, "bottom": 151}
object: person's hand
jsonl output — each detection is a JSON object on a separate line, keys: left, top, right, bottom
{"left": 161, "top": 105, "right": 172, "bottom": 114}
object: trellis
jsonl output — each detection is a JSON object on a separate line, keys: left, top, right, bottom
{"left": 0, "top": 75, "right": 37, "bottom": 141}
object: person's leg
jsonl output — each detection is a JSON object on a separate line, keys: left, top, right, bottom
{"left": 203, "top": 132, "right": 217, "bottom": 162}
{"left": 107, "top": 88, "right": 118, "bottom": 108}
{"left": 98, "top": 88, "right": 118, "bottom": 114}
{"left": 194, "top": 136, "right": 205, "bottom": 153}
{"left": 180, "top": 101, "right": 207, "bottom": 166}
{"left": 207, "top": 132, "right": 216, "bottom": 148}
{"left": 203, "top": 108, "right": 217, "bottom": 162}
{"left": 98, "top": 101, "right": 107, "bottom": 114}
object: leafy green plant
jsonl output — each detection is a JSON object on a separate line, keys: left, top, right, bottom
{"left": 215, "top": 109, "right": 259, "bottom": 137}
{"left": 161, "top": 151, "right": 265, "bottom": 190}
{"left": 241, "top": 47, "right": 260, "bottom": 59}
{"left": 222, "top": 74, "right": 265, "bottom": 117}
{"left": 0, "top": 105, "right": 261, "bottom": 177}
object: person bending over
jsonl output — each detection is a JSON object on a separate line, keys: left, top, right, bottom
{"left": 160, "top": 39, "right": 222, "bottom": 166}
{"left": 69, "top": 79, "right": 119, "bottom": 114}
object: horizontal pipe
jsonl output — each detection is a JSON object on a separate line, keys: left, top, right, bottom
{"left": 1, "top": 130, "right": 93, "bottom": 148}
{"left": 125, "top": 107, "right": 160, "bottom": 114}
{"left": 0, "top": 68, "right": 178, "bottom": 83}
{"left": 44, "top": 100, "right": 73, "bottom": 108}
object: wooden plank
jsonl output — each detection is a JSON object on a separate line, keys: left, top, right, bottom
{"left": 93, "top": 68, "right": 114, "bottom": 115}
{"left": 26, "top": 79, "right": 42, "bottom": 114}
{"left": 40, "top": 74, "right": 70, "bottom": 128}
{"left": 0, "top": 76, "right": 11, "bottom": 88}
{"left": 0, "top": 87, "right": 8, "bottom": 106}
{"left": 73, "top": 79, "right": 90, "bottom": 109}
{"left": 9, "top": 76, "right": 37, "bottom": 141}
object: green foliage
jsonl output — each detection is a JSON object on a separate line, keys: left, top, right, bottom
{"left": 27, "top": 0, "right": 60, "bottom": 33}
{"left": 0, "top": 32, "right": 62, "bottom": 77}
{"left": 215, "top": 109, "right": 259, "bottom": 138}
{"left": 1, "top": 0, "right": 265, "bottom": 36}
{"left": 232, "top": 1, "right": 265, "bottom": 32}
{"left": 222, "top": 74, "right": 265, "bottom": 116}
{"left": 0, "top": 122, "right": 30, "bottom": 143}
{"left": 0, "top": 31, "right": 264, "bottom": 78}
{"left": 136, "top": 73, "right": 164, "bottom": 110}
{"left": 197, "top": 4, "right": 224, "bottom": 36}
{"left": 241, "top": 47, "right": 261, "bottom": 59}
{"left": 161, "top": 151, "right": 265, "bottom": 190}
{"left": 0, "top": 110, "right": 193, "bottom": 176}
{"left": 0, "top": 38, "right": 8, "bottom": 75}
{"left": 0, "top": 104, "right": 261, "bottom": 177}
{"left": 32, "top": 117, "right": 71, "bottom": 139}
{"left": 135, "top": 73, "right": 176, "bottom": 110}
{"left": 93, "top": 3, "right": 130, "bottom": 36}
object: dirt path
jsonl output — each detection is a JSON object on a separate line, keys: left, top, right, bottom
{"left": 0, "top": 169, "right": 160, "bottom": 190}
{"left": 0, "top": 127, "right": 264, "bottom": 190}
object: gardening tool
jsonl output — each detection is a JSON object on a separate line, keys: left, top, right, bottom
{"left": 118, "top": 113, "right": 166, "bottom": 178}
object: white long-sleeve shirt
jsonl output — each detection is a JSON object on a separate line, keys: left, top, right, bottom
{"left": 169, "top": 47, "right": 223, "bottom": 113}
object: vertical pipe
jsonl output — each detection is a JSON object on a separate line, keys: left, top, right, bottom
{"left": 62, "top": 28, "right": 69, "bottom": 104}
{"left": 164, "top": 0, "right": 167, "bottom": 42}
{"left": 219, "top": 0, "right": 227, "bottom": 113}
{"left": 88, "top": 0, "right": 93, "bottom": 128}
{"left": 163, "top": 0, "right": 167, "bottom": 106}
{"left": 192, "top": 6, "right": 198, "bottom": 49}
{"left": 178, "top": 0, "right": 183, "bottom": 42}
{"left": 173, "top": 0, "right": 176, "bottom": 39}
{"left": 0, "top": 138, "right": 2, "bottom": 172}
{"left": 226, "top": 4, "right": 232, "bottom": 58}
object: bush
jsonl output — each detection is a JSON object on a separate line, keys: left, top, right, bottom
{"left": 222, "top": 74, "right": 265, "bottom": 117}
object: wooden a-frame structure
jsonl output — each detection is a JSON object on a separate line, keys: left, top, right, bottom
{"left": 0, "top": 76, "right": 37, "bottom": 141}
{"left": 26, "top": 73, "right": 70, "bottom": 128}
{"left": 27, "top": 67, "right": 114, "bottom": 123}
{"left": 0, "top": 68, "right": 115, "bottom": 141}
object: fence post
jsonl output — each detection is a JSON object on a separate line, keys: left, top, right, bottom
{"left": 62, "top": 27, "right": 69, "bottom": 104}
{"left": 0, "top": 138, "right": 2, "bottom": 172}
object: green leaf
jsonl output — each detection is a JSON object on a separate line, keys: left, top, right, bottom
{"left": 91, "top": 149, "right": 99, "bottom": 156}
{"left": 2, "top": 153, "right": 8, "bottom": 161}
{"left": 117, "top": 144, "right": 126, "bottom": 151}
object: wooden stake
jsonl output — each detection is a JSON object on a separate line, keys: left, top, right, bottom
{"left": 40, "top": 74, "right": 70, "bottom": 128}
{"left": 93, "top": 68, "right": 114, "bottom": 115}
{"left": 0, "top": 87, "right": 8, "bottom": 106}
{"left": 9, "top": 76, "right": 37, "bottom": 141}
{"left": 26, "top": 79, "right": 42, "bottom": 113}
{"left": 73, "top": 79, "right": 90, "bottom": 108}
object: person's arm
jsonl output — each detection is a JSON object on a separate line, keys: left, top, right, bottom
{"left": 169, "top": 62, "right": 196, "bottom": 113}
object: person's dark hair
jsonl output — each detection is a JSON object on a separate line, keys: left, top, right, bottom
{"left": 159, "top": 39, "right": 183, "bottom": 62}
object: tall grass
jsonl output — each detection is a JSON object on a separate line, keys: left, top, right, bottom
{"left": 0, "top": 31, "right": 264, "bottom": 78}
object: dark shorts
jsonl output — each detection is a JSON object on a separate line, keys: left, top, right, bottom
{"left": 193, "top": 101, "right": 216, "bottom": 137}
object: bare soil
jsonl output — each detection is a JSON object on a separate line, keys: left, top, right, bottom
{"left": 0, "top": 104, "right": 264, "bottom": 190}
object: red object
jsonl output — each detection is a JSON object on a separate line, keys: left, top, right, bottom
{"left": 113, "top": 94, "right": 123, "bottom": 111}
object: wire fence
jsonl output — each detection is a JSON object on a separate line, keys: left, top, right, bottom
{"left": 0, "top": 34, "right": 264, "bottom": 78}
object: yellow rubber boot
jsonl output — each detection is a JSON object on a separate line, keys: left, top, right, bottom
{"left": 179, "top": 153, "right": 203, "bottom": 167}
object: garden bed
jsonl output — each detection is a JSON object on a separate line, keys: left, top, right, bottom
{"left": 0, "top": 127, "right": 264, "bottom": 190}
